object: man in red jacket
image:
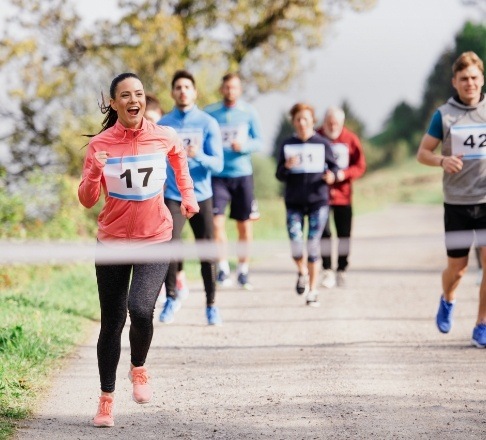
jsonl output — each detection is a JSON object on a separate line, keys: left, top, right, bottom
{"left": 317, "top": 107, "right": 366, "bottom": 288}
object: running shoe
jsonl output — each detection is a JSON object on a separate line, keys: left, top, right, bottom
{"left": 128, "top": 366, "right": 152, "bottom": 404}
{"left": 249, "top": 200, "right": 260, "bottom": 221}
{"left": 436, "top": 295, "right": 455, "bottom": 333}
{"left": 471, "top": 324, "right": 486, "bottom": 348}
{"left": 158, "top": 297, "right": 181, "bottom": 324}
{"left": 237, "top": 272, "right": 253, "bottom": 290}
{"left": 306, "top": 290, "right": 320, "bottom": 307}
{"left": 296, "top": 273, "right": 309, "bottom": 295}
{"left": 321, "top": 269, "right": 336, "bottom": 289}
{"left": 206, "top": 306, "right": 223, "bottom": 326}
{"left": 176, "top": 273, "right": 190, "bottom": 301}
{"left": 336, "top": 271, "right": 346, "bottom": 287}
{"left": 217, "top": 270, "right": 233, "bottom": 287}
{"left": 93, "top": 395, "right": 114, "bottom": 427}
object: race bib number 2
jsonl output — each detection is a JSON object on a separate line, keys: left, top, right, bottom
{"left": 103, "top": 153, "right": 167, "bottom": 201}
{"left": 451, "top": 124, "right": 486, "bottom": 159}
{"left": 176, "top": 128, "right": 203, "bottom": 150}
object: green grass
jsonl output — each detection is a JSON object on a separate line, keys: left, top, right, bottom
{"left": 353, "top": 157, "right": 443, "bottom": 214}
{"left": 0, "top": 156, "right": 443, "bottom": 438}
{"left": 0, "top": 264, "right": 99, "bottom": 439}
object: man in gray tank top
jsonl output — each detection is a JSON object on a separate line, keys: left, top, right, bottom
{"left": 417, "top": 51, "right": 486, "bottom": 348}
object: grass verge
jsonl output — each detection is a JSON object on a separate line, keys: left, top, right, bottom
{"left": 0, "top": 264, "right": 99, "bottom": 439}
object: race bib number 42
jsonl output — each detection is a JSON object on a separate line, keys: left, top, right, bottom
{"left": 283, "top": 143, "right": 326, "bottom": 174}
{"left": 451, "top": 124, "right": 486, "bottom": 160}
{"left": 103, "top": 153, "right": 167, "bottom": 201}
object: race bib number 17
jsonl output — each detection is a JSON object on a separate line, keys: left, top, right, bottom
{"left": 451, "top": 124, "right": 486, "bottom": 160}
{"left": 103, "top": 153, "right": 167, "bottom": 201}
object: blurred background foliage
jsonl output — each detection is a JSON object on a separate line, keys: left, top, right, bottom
{"left": 0, "top": 0, "right": 484, "bottom": 240}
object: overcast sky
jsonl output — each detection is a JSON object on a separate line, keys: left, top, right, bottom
{"left": 252, "top": 0, "right": 481, "bottom": 150}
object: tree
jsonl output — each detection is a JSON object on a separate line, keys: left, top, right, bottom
{"left": 341, "top": 100, "right": 366, "bottom": 139}
{"left": 0, "top": 0, "right": 377, "bottom": 187}
{"left": 419, "top": 21, "right": 486, "bottom": 127}
{"left": 272, "top": 112, "right": 294, "bottom": 162}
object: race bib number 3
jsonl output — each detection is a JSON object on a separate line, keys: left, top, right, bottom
{"left": 284, "top": 143, "right": 326, "bottom": 173}
{"left": 220, "top": 124, "right": 248, "bottom": 150}
{"left": 451, "top": 124, "right": 486, "bottom": 160}
{"left": 103, "top": 153, "right": 167, "bottom": 201}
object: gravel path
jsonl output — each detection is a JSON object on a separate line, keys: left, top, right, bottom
{"left": 14, "top": 204, "right": 486, "bottom": 439}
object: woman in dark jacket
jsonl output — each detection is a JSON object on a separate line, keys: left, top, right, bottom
{"left": 276, "top": 103, "right": 339, "bottom": 307}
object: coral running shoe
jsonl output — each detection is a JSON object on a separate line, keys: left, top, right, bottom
{"left": 93, "top": 395, "right": 114, "bottom": 427}
{"left": 128, "top": 366, "right": 152, "bottom": 404}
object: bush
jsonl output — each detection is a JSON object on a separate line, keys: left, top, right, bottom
{"left": 252, "top": 153, "right": 282, "bottom": 200}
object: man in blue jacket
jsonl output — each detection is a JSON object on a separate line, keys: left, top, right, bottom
{"left": 205, "top": 73, "right": 263, "bottom": 290}
{"left": 159, "top": 70, "right": 224, "bottom": 325}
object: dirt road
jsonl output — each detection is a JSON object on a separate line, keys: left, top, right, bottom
{"left": 14, "top": 204, "right": 486, "bottom": 439}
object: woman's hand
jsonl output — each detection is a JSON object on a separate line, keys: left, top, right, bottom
{"left": 323, "top": 171, "right": 335, "bottom": 185}
{"left": 180, "top": 204, "right": 196, "bottom": 219}
{"left": 285, "top": 156, "right": 301, "bottom": 169}
{"left": 94, "top": 151, "right": 109, "bottom": 166}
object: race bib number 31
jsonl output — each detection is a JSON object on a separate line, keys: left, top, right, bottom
{"left": 451, "top": 124, "right": 486, "bottom": 160}
{"left": 284, "top": 143, "right": 326, "bottom": 173}
{"left": 104, "top": 153, "right": 166, "bottom": 201}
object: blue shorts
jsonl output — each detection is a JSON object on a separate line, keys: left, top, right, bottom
{"left": 212, "top": 175, "right": 255, "bottom": 221}
{"left": 444, "top": 203, "right": 486, "bottom": 258}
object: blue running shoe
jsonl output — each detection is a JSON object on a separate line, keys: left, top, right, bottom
{"left": 436, "top": 295, "right": 455, "bottom": 333}
{"left": 471, "top": 324, "right": 486, "bottom": 348}
{"left": 217, "top": 270, "right": 232, "bottom": 287}
{"left": 159, "top": 297, "right": 180, "bottom": 324}
{"left": 237, "top": 272, "right": 253, "bottom": 291}
{"left": 206, "top": 306, "right": 222, "bottom": 326}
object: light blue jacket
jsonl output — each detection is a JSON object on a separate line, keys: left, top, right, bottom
{"left": 204, "top": 100, "right": 263, "bottom": 178}
{"left": 159, "top": 106, "right": 223, "bottom": 202}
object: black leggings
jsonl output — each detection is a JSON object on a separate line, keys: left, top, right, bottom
{"left": 165, "top": 198, "right": 216, "bottom": 306}
{"left": 95, "top": 247, "right": 168, "bottom": 393}
{"left": 321, "top": 205, "right": 352, "bottom": 271}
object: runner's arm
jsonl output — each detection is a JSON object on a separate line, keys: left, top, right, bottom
{"left": 416, "top": 134, "right": 443, "bottom": 167}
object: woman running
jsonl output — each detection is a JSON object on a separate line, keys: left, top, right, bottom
{"left": 275, "top": 103, "right": 338, "bottom": 307}
{"left": 78, "top": 72, "right": 198, "bottom": 427}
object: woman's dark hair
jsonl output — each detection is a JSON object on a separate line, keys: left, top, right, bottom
{"left": 83, "top": 73, "right": 142, "bottom": 143}
{"left": 99, "top": 72, "right": 142, "bottom": 132}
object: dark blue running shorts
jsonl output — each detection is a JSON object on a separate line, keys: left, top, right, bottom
{"left": 212, "top": 175, "right": 255, "bottom": 221}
